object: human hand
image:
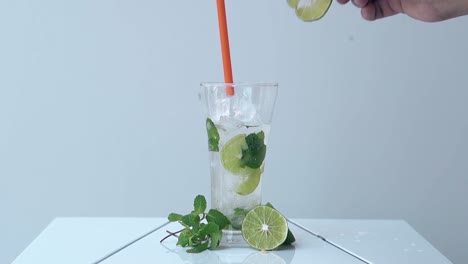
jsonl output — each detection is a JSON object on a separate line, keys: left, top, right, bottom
{"left": 337, "top": 0, "right": 468, "bottom": 22}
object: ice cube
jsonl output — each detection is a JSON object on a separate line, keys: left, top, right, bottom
{"left": 232, "top": 87, "right": 259, "bottom": 124}
{"left": 217, "top": 116, "right": 243, "bottom": 132}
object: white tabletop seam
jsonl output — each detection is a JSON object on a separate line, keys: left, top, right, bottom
{"left": 91, "top": 221, "right": 170, "bottom": 264}
{"left": 288, "top": 219, "right": 373, "bottom": 264}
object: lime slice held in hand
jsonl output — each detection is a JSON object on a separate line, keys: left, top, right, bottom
{"left": 288, "top": 0, "right": 332, "bottom": 22}
{"left": 287, "top": 0, "right": 300, "bottom": 8}
{"left": 241, "top": 206, "right": 289, "bottom": 251}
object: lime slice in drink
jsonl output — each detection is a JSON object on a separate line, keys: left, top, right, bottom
{"left": 236, "top": 168, "right": 261, "bottom": 195}
{"left": 288, "top": 0, "right": 332, "bottom": 22}
{"left": 241, "top": 206, "right": 288, "bottom": 251}
{"left": 221, "top": 134, "right": 247, "bottom": 175}
{"left": 221, "top": 134, "right": 262, "bottom": 195}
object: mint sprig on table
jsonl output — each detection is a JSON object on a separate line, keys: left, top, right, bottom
{"left": 161, "top": 195, "right": 295, "bottom": 253}
{"left": 160, "top": 195, "right": 230, "bottom": 253}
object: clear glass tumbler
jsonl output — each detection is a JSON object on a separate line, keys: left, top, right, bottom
{"left": 200, "top": 82, "right": 278, "bottom": 245}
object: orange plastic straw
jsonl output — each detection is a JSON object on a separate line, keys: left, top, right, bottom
{"left": 216, "top": 0, "right": 235, "bottom": 96}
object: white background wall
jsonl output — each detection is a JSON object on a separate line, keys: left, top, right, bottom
{"left": 1, "top": 0, "right": 467, "bottom": 263}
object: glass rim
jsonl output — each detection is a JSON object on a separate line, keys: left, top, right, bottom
{"left": 200, "top": 82, "right": 278, "bottom": 88}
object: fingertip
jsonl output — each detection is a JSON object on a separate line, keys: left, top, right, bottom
{"left": 361, "top": 5, "right": 376, "bottom": 21}
{"left": 336, "top": 0, "right": 350, "bottom": 5}
{"left": 352, "top": 0, "right": 369, "bottom": 8}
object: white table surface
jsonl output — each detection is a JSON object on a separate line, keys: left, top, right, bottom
{"left": 12, "top": 218, "right": 168, "bottom": 264}
{"left": 101, "top": 220, "right": 364, "bottom": 264}
{"left": 13, "top": 218, "right": 452, "bottom": 264}
{"left": 290, "top": 219, "right": 453, "bottom": 264}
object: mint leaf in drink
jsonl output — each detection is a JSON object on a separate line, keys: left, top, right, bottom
{"left": 231, "top": 208, "right": 250, "bottom": 229}
{"left": 168, "top": 213, "right": 183, "bottom": 222}
{"left": 240, "top": 132, "right": 266, "bottom": 169}
{"left": 257, "top": 131, "right": 265, "bottom": 140}
{"left": 206, "top": 209, "right": 230, "bottom": 229}
{"left": 234, "top": 208, "right": 249, "bottom": 217}
{"left": 265, "top": 202, "right": 296, "bottom": 244}
{"left": 193, "top": 195, "right": 207, "bottom": 215}
{"left": 206, "top": 118, "right": 220, "bottom": 152}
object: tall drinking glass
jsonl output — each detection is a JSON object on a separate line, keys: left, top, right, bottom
{"left": 200, "top": 82, "right": 278, "bottom": 244}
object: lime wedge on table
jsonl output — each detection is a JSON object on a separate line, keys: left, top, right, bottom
{"left": 288, "top": 0, "right": 332, "bottom": 22}
{"left": 221, "top": 134, "right": 262, "bottom": 195}
{"left": 242, "top": 206, "right": 289, "bottom": 251}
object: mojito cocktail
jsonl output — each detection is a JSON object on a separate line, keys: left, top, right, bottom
{"left": 200, "top": 83, "right": 278, "bottom": 235}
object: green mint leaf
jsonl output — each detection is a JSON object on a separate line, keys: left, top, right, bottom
{"left": 177, "top": 229, "right": 191, "bottom": 247}
{"left": 182, "top": 213, "right": 201, "bottom": 230}
{"left": 234, "top": 208, "right": 249, "bottom": 217}
{"left": 210, "top": 230, "right": 222, "bottom": 250}
{"left": 168, "top": 213, "right": 183, "bottom": 222}
{"left": 162, "top": 195, "right": 231, "bottom": 252}
{"left": 188, "top": 235, "right": 195, "bottom": 247}
{"left": 193, "top": 195, "right": 207, "bottom": 215}
{"left": 187, "top": 241, "right": 209, "bottom": 253}
{"left": 199, "top": 222, "right": 219, "bottom": 236}
{"left": 257, "top": 131, "right": 265, "bottom": 140}
{"left": 283, "top": 229, "right": 296, "bottom": 244}
{"left": 189, "top": 233, "right": 204, "bottom": 246}
{"left": 206, "top": 118, "right": 220, "bottom": 152}
{"left": 265, "top": 202, "right": 296, "bottom": 245}
{"left": 206, "top": 209, "right": 230, "bottom": 230}
{"left": 240, "top": 132, "right": 266, "bottom": 169}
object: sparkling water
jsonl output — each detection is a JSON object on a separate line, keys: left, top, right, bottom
{"left": 209, "top": 121, "right": 271, "bottom": 229}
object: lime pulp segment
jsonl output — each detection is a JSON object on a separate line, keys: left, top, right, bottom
{"left": 241, "top": 206, "right": 288, "bottom": 251}
{"left": 221, "top": 134, "right": 248, "bottom": 175}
